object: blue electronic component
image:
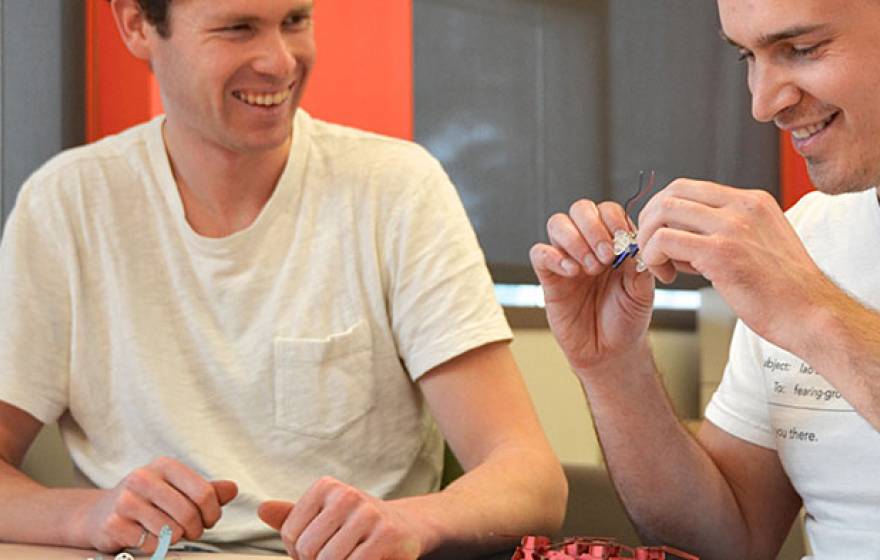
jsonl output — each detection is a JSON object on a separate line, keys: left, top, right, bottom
{"left": 612, "top": 243, "right": 639, "bottom": 269}
{"left": 151, "top": 525, "right": 172, "bottom": 560}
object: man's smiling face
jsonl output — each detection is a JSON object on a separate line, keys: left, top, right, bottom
{"left": 718, "top": 0, "right": 880, "bottom": 194}
{"left": 145, "top": 0, "right": 316, "bottom": 155}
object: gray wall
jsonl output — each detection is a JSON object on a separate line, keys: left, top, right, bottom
{"left": 414, "top": 0, "right": 779, "bottom": 283}
{"left": 415, "top": 0, "right": 609, "bottom": 278}
{"left": 0, "top": 0, "right": 84, "bottom": 230}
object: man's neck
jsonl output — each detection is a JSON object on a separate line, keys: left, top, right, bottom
{"left": 162, "top": 121, "right": 291, "bottom": 238}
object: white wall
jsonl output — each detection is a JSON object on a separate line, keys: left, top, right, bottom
{"left": 511, "top": 327, "right": 700, "bottom": 466}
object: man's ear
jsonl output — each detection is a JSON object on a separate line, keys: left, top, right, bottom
{"left": 109, "top": 0, "right": 157, "bottom": 61}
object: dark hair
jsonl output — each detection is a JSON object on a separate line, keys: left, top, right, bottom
{"left": 107, "top": 0, "right": 172, "bottom": 37}
{"left": 137, "top": 0, "right": 172, "bottom": 37}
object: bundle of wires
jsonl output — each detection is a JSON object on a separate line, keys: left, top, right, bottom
{"left": 623, "top": 169, "right": 657, "bottom": 224}
{"left": 612, "top": 170, "right": 657, "bottom": 270}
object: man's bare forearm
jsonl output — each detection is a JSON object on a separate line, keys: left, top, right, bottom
{"left": 796, "top": 287, "right": 880, "bottom": 430}
{"left": 392, "top": 442, "right": 567, "bottom": 559}
{"left": 0, "top": 458, "right": 99, "bottom": 547}
{"left": 575, "top": 343, "right": 751, "bottom": 559}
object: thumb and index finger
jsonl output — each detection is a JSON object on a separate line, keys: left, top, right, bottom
{"left": 205, "top": 482, "right": 294, "bottom": 531}
{"left": 148, "top": 458, "right": 240, "bottom": 529}
{"left": 162, "top": 472, "right": 286, "bottom": 532}
{"left": 530, "top": 200, "right": 650, "bottom": 288}
{"left": 210, "top": 479, "right": 239, "bottom": 506}
{"left": 593, "top": 200, "right": 655, "bottom": 306}
{"left": 151, "top": 459, "right": 289, "bottom": 532}
{"left": 258, "top": 500, "right": 295, "bottom": 531}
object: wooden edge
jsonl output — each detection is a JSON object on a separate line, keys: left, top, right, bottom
{"left": 504, "top": 307, "right": 696, "bottom": 332}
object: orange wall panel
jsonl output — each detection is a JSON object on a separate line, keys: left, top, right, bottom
{"left": 86, "top": 0, "right": 413, "bottom": 142}
{"left": 780, "top": 131, "right": 815, "bottom": 209}
{"left": 85, "top": 0, "right": 160, "bottom": 142}
{"left": 303, "top": 0, "right": 413, "bottom": 140}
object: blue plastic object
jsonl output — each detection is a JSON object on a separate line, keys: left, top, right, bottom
{"left": 151, "top": 525, "right": 172, "bottom": 560}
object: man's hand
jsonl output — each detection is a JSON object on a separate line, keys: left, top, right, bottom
{"left": 71, "top": 456, "right": 237, "bottom": 554}
{"left": 258, "top": 477, "right": 421, "bottom": 560}
{"left": 635, "top": 179, "right": 834, "bottom": 350}
{"left": 529, "top": 199, "right": 655, "bottom": 374}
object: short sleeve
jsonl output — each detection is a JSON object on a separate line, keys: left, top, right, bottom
{"left": 0, "top": 182, "right": 71, "bottom": 423}
{"left": 704, "top": 320, "right": 775, "bottom": 449}
{"left": 385, "top": 157, "right": 512, "bottom": 380}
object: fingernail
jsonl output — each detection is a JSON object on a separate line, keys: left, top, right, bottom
{"left": 561, "top": 259, "right": 578, "bottom": 275}
{"left": 583, "top": 254, "right": 598, "bottom": 271}
{"left": 597, "top": 242, "right": 613, "bottom": 264}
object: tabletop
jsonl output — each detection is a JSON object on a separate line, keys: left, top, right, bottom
{"left": 0, "top": 543, "right": 515, "bottom": 559}
{"left": 0, "top": 544, "right": 282, "bottom": 559}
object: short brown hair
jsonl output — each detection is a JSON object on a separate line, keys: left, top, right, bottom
{"left": 108, "top": 0, "right": 172, "bottom": 37}
{"left": 137, "top": 0, "right": 172, "bottom": 37}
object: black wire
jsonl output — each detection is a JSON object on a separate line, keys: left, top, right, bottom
{"left": 623, "top": 170, "right": 646, "bottom": 218}
{"left": 622, "top": 169, "right": 656, "bottom": 224}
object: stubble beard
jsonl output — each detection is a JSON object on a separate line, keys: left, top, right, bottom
{"left": 806, "top": 155, "right": 880, "bottom": 196}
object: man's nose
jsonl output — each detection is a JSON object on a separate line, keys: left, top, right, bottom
{"left": 749, "top": 61, "right": 800, "bottom": 123}
{"left": 252, "top": 32, "right": 298, "bottom": 78}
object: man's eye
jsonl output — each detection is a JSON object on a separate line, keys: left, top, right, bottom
{"left": 221, "top": 24, "right": 251, "bottom": 33}
{"left": 791, "top": 44, "right": 821, "bottom": 58}
{"left": 737, "top": 49, "right": 754, "bottom": 62}
{"left": 284, "top": 15, "right": 312, "bottom": 31}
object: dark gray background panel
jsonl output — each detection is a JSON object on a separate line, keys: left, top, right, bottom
{"left": 0, "top": 0, "right": 84, "bottom": 230}
{"left": 415, "top": 0, "right": 607, "bottom": 268}
{"left": 415, "top": 0, "right": 544, "bottom": 267}
{"left": 414, "top": 0, "right": 778, "bottom": 282}
{"left": 606, "top": 0, "right": 778, "bottom": 210}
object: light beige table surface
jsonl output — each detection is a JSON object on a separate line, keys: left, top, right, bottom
{"left": 0, "top": 543, "right": 515, "bottom": 559}
{"left": 0, "top": 543, "right": 285, "bottom": 559}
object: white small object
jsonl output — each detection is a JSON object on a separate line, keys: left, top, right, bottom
{"left": 612, "top": 229, "right": 646, "bottom": 271}
{"left": 115, "top": 553, "right": 135, "bottom": 560}
{"left": 613, "top": 229, "right": 636, "bottom": 256}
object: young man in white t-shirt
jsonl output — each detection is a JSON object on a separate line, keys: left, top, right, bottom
{"left": 530, "top": 1, "right": 880, "bottom": 558}
{"left": 0, "top": 0, "right": 567, "bottom": 558}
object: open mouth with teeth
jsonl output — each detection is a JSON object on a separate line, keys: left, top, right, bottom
{"left": 232, "top": 88, "right": 292, "bottom": 108}
{"left": 791, "top": 112, "right": 839, "bottom": 141}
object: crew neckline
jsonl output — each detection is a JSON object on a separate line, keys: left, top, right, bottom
{"left": 146, "top": 110, "right": 311, "bottom": 253}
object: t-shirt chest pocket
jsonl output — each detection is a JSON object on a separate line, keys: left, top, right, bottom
{"left": 273, "top": 319, "right": 375, "bottom": 438}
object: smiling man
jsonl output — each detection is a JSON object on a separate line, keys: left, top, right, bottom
{"left": 529, "top": 1, "right": 880, "bottom": 559}
{"left": 0, "top": 0, "right": 566, "bottom": 558}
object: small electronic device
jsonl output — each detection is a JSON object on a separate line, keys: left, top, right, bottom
{"left": 511, "top": 535, "right": 699, "bottom": 560}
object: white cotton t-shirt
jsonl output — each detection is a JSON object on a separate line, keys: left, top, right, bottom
{"left": 0, "top": 110, "right": 512, "bottom": 549}
{"left": 705, "top": 188, "right": 880, "bottom": 559}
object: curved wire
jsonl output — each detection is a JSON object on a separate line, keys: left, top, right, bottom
{"left": 622, "top": 169, "right": 656, "bottom": 224}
